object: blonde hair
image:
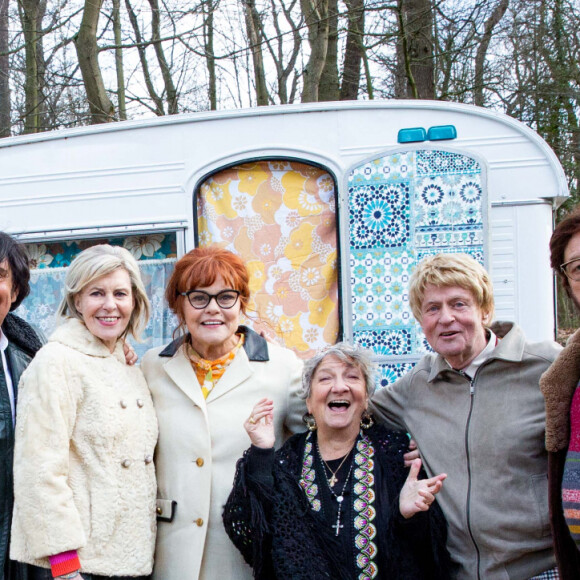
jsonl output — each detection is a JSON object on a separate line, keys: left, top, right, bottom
{"left": 57, "top": 244, "right": 150, "bottom": 340}
{"left": 409, "top": 253, "right": 494, "bottom": 323}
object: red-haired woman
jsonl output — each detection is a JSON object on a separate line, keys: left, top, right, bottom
{"left": 141, "top": 246, "right": 306, "bottom": 580}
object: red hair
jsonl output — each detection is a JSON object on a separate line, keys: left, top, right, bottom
{"left": 166, "top": 246, "right": 250, "bottom": 323}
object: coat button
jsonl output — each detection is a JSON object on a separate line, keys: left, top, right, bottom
{"left": 144, "top": 455, "right": 153, "bottom": 464}
{"left": 156, "top": 507, "right": 162, "bottom": 515}
{"left": 122, "top": 459, "right": 131, "bottom": 468}
{"left": 195, "top": 518, "right": 204, "bottom": 527}
{"left": 120, "top": 400, "right": 127, "bottom": 409}
{"left": 195, "top": 458, "right": 204, "bottom": 467}
{"left": 136, "top": 399, "right": 144, "bottom": 408}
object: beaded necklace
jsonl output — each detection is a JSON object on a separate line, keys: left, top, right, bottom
{"left": 316, "top": 441, "right": 355, "bottom": 536}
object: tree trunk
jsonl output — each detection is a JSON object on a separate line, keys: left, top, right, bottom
{"left": 113, "top": 0, "right": 126, "bottom": 120}
{"left": 19, "top": 0, "right": 46, "bottom": 132}
{"left": 125, "top": 0, "right": 165, "bottom": 115}
{"left": 318, "top": 0, "right": 339, "bottom": 101}
{"left": 74, "top": 0, "right": 115, "bottom": 124}
{"left": 0, "top": 0, "right": 10, "bottom": 136}
{"left": 340, "top": 0, "right": 364, "bottom": 100}
{"left": 300, "top": 0, "right": 329, "bottom": 102}
{"left": 395, "top": 0, "right": 434, "bottom": 99}
{"left": 148, "top": 0, "right": 178, "bottom": 114}
{"left": 203, "top": 0, "right": 216, "bottom": 110}
{"left": 243, "top": 0, "right": 269, "bottom": 105}
{"left": 474, "top": 0, "right": 509, "bottom": 106}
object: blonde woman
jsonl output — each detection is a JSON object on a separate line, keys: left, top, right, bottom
{"left": 10, "top": 244, "right": 157, "bottom": 580}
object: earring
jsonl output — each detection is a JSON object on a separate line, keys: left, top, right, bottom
{"left": 360, "top": 410, "right": 374, "bottom": 430}
{"left": 302, "top": 412, "right": 317, "bottom": 432}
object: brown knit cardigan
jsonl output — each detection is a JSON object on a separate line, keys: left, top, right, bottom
{"left": 540, "top": 328, "right": 580, "bottom": 579}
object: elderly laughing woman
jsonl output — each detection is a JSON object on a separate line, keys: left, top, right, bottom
{"left": 223, "top": 342, "right": 450, "bottom": 580}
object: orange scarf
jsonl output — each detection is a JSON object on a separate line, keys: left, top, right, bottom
{"left": 188, "top": 335, "right": 245, "bottom": 399}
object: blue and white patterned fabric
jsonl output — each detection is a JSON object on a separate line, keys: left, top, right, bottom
{"left": 14, "top": 234, "right": 178, "bottom": 360}
{"left": 347, "top": 149, "right": 486, "bottom": 387}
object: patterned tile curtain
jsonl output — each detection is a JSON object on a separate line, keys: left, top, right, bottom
{"left": 347, "top": 149, "right": 486, "bottom": 386}
{"left": 14, "top": 234, "right": 178, "bottom": 359}
{"left": 197, "top": 160, "right": 339, "bottom": 359}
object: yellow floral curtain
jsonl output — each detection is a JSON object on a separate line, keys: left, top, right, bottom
{"left": 197, "top": 160, "right": 339, "bottom": 359}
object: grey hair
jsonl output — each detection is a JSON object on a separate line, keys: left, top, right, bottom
{"left": 56, "top": 244, "right": 151, "bottom": 341}
{"left": 300, "top": 342, "right": 376, "bottom": 400}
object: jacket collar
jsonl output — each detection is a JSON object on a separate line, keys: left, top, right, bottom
{"left": 159, "top": 325, "right": 270, "bottom": 361}
{"left": 49, "top": 318, "right": 125, "bottom": 362}
{"left": 158, "top": 325, "right": 266, "bottom": 408}
{"left": 428, "top": 321, "right": 524, "bottom": 383}
{"left": 541, "top": 328, "right": 580, "bottom": 452}
{"left": 1, "top": 313, "right": 43, "bottom": 357}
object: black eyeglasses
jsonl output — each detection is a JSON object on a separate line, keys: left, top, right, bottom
{"left": 180, "top": 289, "right": 240, "bottom": 309}
{"left": 560, "top": 258, "right": 580, "bottom": 281}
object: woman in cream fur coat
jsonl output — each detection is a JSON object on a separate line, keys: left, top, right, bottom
{"left": 10, "top": 245, "right": 158, "bottom": 580}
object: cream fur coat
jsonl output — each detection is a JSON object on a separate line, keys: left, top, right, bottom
{"left": 10, "top": 318, "right": 158, "bottom": 576}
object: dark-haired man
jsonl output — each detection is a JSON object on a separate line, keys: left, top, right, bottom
{"left": 0, "top": 232, "right": 43, "bottom": 580}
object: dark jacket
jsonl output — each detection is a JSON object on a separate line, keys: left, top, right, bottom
{"left": 540, "top": 328, "right": 580, "bottom": 579}
{"left": 223, "top": 424, "right": 450, "bottom": 580}
{"left": 0, "top": 314, "right": 42, "bottom": 579}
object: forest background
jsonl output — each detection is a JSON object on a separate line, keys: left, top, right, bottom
{"left": 0, "top": 0, "right": 578, "bottom": 331}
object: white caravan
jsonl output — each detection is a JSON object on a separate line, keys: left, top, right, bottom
{"left": 0, "top": 101, "right": 567, "bottom": 385}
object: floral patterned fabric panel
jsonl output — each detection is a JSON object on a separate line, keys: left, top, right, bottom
{"left": 348, "top": 149, "right": 485, "bottom": 386}
{"left": 197, "top": 160, "right": 339, "bottom": 359}
{"left": 15, "top": 234, "right": 178, "bottom": 359}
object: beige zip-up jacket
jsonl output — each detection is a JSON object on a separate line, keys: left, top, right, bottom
{"left": 371, "top": 322, "right": 561, "bottom": 580}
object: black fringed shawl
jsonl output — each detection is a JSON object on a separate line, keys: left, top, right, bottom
{"left": 223, "top": 424, "right": 450, "bottom": 580}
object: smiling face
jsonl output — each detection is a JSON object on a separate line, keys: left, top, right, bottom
{"left": 184, "top": 274, "right": 242, "bottom": 360}
{"left": 306, "top": 355, "right": 368, "bottom": 437}
{"left": 420, "top": 284, "right": 489, "bottom": 370}
{"left": 74, "top": 268, "right": 134, "bottom": 352}
{"left": 0, "top": 260, "right": 17, "bottom": 328}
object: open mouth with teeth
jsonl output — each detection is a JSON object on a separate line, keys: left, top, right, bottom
{"left": 328, "top": 400, "right": 351, "bottom": 412}
{"left": 97, "top": 317, "right": 120, "bottom": 324}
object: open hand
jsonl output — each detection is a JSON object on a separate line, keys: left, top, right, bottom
{"left": 399, "top": 458, "right": 446, "bottom": 519}
{"left": 244, "top": 398, "right": 275, "bottom": 449}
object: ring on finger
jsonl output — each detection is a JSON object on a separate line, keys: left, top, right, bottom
{"left": 249, "top": 416, "right": 256, "bottom": 424}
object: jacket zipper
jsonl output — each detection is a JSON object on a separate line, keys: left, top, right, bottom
{"left": 459, "top": 370, "right": 482, "bottom": 580}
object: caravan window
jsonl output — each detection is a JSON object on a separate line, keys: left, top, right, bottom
{"left": 15, "top": 233, "right": 178, "bottom": 358}
{"left": 345, "top": 149, "right": 487, "bottom": 385}
{"left": 196, "top": 160, "right": 339, "bottom": 360}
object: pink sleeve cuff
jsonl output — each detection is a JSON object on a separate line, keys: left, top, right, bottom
{"left": 49, "top": 551, "right": 80, "bottom": 577}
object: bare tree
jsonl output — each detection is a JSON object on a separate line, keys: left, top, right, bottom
{"left": 301, "top": 0, "right": 329, "bottom": 102}
{"left": 395, "top": 0, "right": 434, "bottom": 99}
{"left": 318, "top": 0, "right": 339, "bottom": 100}
{"left": 0, "top": 0, "right": 9, "bottom": 135}
{"left": 474, "top": 0, "right": 509, "bottom": 106}
{"left": 18, "top": 0, "right": 47, "bottom": 132}
{"left": 74, "top": 0, "right": 115, "bottom": 123}
{"left": 340, "top": 0, "right": 365, "bottom": 100}
{"left": 243, "top": 0, "right": 269, "bottom": 105}
{"left": 148, "top": 0, "right": 178, "bottom": 114}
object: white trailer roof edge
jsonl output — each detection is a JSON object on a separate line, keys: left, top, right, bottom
{"left": 0, "top": 100, "right": 566, "bottom": 192}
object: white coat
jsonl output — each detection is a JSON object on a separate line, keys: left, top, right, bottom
{"left": 10, "top": 318, "right": 158, "bottom": 576}
{"left": 141, "top": 326, "right": 306, "bottom": 580}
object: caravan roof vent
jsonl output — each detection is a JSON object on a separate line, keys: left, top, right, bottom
{"left": 427, "top": 125, "right": 457, "bottom": 141}
{"left": 397, "top": 127, "right": 427, "bottom": 143}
